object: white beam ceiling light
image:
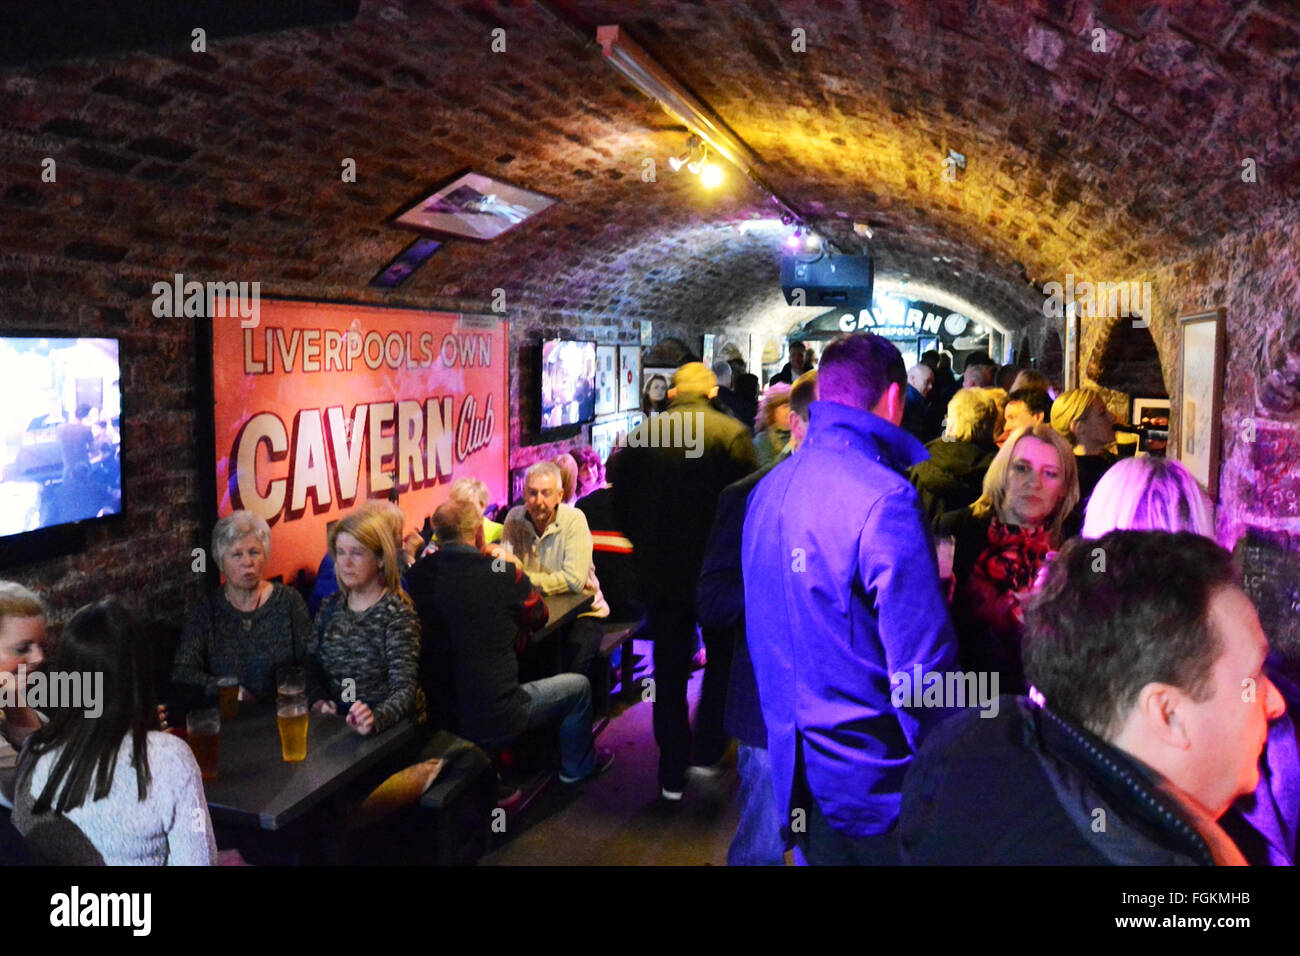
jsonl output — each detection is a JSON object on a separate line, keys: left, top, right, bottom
{"left": 597, "top": 24, "right": 759, "bottom": 176}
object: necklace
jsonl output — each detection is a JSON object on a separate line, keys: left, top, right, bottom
{"left": 230, "top": 584, "right": 267, "bottom": 630}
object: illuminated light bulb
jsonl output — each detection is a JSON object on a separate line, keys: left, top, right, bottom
{"left": 699, "top": 161, "right": 723, "bottom": 188}
{"left": 784, "top": 232, "right": 801, "bottom": 250}
{"left": 803, "top": 232, "right": 821, "bottom": 252}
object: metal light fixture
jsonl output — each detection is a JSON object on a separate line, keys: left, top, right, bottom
{"left": 597, "top": 24, "right": 758, "bottom": 176}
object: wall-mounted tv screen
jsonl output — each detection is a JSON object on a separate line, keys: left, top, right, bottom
{"left": 539, "top": 339, "right": 596, "bottom": 430}
{"left": 0, "top": 336, "right": 122, "bottom": 541}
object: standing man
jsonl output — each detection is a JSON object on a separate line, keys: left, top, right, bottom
{"left": 502, "top": 462, "right": 608, "bottom": 675}
{"left": 742, "top": 333, "right": 958, "bottom": 864}
{"left": 771, "top": 341, "right": 814, "bottom": 386}
{"left": 611, "top": 362, "right": 757, "bottom": 801}
{"left": 901, "top": 363, "right": 934, "bottom": 442}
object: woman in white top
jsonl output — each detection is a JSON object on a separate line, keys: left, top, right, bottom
{"left": 14, "top": 598, "right": 216, "bottom": 865}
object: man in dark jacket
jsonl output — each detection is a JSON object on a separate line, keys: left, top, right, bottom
{"left": 909, "top": 386, "right": 998, "bottom": 525}
{"left": 900, "top": 531, "right": 1286, "bottom": 864}
{"left": 743, "top": 334, "right": 958, "bottom": 865}
{"left": 698, "top": 369, "right": 815, "bottom": 865}
{"left": 406, "top": 499, "right": 612, "bottom": 783}
{"left": 610, "top": 362, "right": 757, "bottom": 800}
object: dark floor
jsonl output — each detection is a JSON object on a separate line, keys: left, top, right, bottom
{"left": 479, "top": 640, "right": 740, "bottom": 866}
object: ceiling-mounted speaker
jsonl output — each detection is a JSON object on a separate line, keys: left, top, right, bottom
{"left": 780, "top": 253, "right": 873, "bottom": 309}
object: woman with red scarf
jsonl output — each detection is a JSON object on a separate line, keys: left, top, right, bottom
{"left": 937, "top": 424, "right": 1079, "bottom": 694}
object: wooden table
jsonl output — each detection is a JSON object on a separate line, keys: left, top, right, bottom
{"left": 201, "top": 704, "right": 418, "bottom": 831}
{"left": 535, "top": 590, "right": 595, "bottom": 641}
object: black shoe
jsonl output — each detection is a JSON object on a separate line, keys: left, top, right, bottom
{"left": 559, "top": 748, "right": 615, "bottom": 784}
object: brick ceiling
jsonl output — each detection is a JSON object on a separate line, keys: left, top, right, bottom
{"left": 3, "top": 0, "right": 1298, "bottom": 332}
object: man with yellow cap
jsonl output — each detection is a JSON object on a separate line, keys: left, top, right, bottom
{"left": 610, "top": 362, "right": 757, "bottom": 801}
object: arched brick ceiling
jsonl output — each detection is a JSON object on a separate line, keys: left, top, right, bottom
{"left": 4, "top": 0, "right": 1295, "bottom": 336}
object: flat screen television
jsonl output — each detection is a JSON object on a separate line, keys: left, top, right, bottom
{"left": 538, "top": 339, "right": 596, "bottom": 432}
{"left": 0, "top": 335, "right": 122, "bottom": 565}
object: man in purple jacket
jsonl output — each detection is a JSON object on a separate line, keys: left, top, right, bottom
{"left": 741, "top": 333, "right": 958, "bottom": 865}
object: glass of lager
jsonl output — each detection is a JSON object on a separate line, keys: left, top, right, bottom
{"left": 186, "top": 708, "right": 221, "bottom": 781}
{"left": 217, "top": 676, "right": 240, "bottom": 720}
{"left": 277, "top": 665, "right": 306, "bottom": 698}
{"left": 277, "top": 693, "right": 309, "bottom": 763}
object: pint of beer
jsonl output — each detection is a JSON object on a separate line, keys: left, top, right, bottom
{"left": 217, "top": 677, "right": 240, "bottom": 720}
{"left": 277, "top": 695, "right": 309, "bottom": 763}
{"left": 186, "top": 708, "right": 221, "bottom": 781}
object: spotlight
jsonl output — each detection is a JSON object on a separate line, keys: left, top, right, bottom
{"left": 784, "top": 231, "right": 801, "bottom": 250}
{"left": 699, "top": 161, "right": 723, "bottom": 188}
{"left": 803, "top": 232, "right": 821, "bottom": 253}
{"left": 668, "top": 152, "right": 691, "bottom": 172}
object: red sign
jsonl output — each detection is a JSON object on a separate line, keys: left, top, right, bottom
{"left": 212, "top": 300, "right": 508, "bottom": 582}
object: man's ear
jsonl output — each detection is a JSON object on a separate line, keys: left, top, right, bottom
{"left": 872, "top": 381, "right": 905, "bottom": 426}
{"left": 1133, "top": 683, "right": 1191, "bottom": 750}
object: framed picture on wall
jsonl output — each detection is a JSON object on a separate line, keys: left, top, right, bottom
{"left": 1131, "top": 397, "right": 1171, "bottom": 457}
{"left": 1175, "top": 308, "right": 1226, "bottom": 498}
{"left": 589, "top": 416, "right": 627, "bottom": 466}
{"left": 618, "top": 346, "right": 642, "bottom": 413}
{"left": 594, "top": 345, "right": 618, "bottom": 416}
{"left": 701, "top": 334, "right": 716, "bottom": 369}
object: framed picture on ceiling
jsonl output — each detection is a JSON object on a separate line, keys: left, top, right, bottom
{"left": 368, "top": 237, "right": 443, "bottom": 288}
{"left": 617, "top": 346, "right": 642, "bottom": 413}
{"left": 1175, "top": 308, "right": 1226, "bottom": 498}
{"left": 594, "top": 345, "right": 618, "bottom": 417}
{"left": 390, "top": 169, "right": 558, "bottom": 242}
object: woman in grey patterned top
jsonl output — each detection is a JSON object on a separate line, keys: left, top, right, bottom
{"left": 311, "top": 507, "right": 424, "bottom": 735}
{"left": 172, "top": 511, "right": 314, "bottom": 702}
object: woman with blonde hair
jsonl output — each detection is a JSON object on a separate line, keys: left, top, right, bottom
{"left": 312, "top": 507, "right": 424, "bottom": 736}
{"left": 1050, "top": 387, "right": 1117, "bottom": 509}
{"left": 909, "top": 387, "right": 999, "bottom": 524}
{"left": 937, "top": 423, "right": 1080, "bottom": 693}
{"left": 1081, "top": 456, "right": 1214, "bottom": 539}
{"left": 751, "top": 383, "right": 792, "bottom": 468}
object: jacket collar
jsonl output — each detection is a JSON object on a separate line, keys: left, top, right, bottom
{"left": 804, "top": 399, "right": 929, "bottom": 474}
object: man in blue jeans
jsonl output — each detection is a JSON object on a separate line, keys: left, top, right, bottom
{"left": 407, "top": 499, "right": 613, "bottom": 783}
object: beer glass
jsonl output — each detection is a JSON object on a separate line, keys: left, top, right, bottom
{"left": 186, "top": 708, "right": 221, "bottom": 781}
{"left": 217, "top": 677, "right": 239, "bottom": 720}
{"left": 277, "top": 693, "right": 309, "bottom": 763}
{"left": 277, "top": 665, "right": 306, "bottom": 698}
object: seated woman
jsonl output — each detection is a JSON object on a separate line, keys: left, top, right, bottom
{"left": 312, "top": 508, "right": 425, "bottom": 736}
{"left": 0, "top": 582, "right": 48, "bottom": 811}
{"left": 450, "top": 477, "right": 504, "bottom": 545}
{"left": 910, "top": 387, "right": 1000, "bottom": 525}
{"left": 751, "top": 383, "right": 792, "bottom": 469}
{"left": 173, "top": 510, "right": 314, "bottom": 704}
{"left": 571, "top": 446, "right": 605, "bottom": 502}
{"left": 13, "top": 599, "right": 217, "bottom": 865}
{"left": 938, "top": 423, "right": 1079, "bottom": 694}
{"left": 1050, "top": 387, "right": 1117, "bottom": 510}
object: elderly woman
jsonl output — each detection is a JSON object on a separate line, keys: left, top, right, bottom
{"left": 312, "top": 507, "right": 424, "bottom": 736}
{"left": 1050, "top": 387, "right": 1117, "bottom": 509}
{"left": 910, "top": 387, "right": 1000, "bottom": 525}
{"left": 448, "top": 476, "right": 503, "bottom": 544}
{"left": 937, "top": 423, "right": 1079, "bottom": 694}
{"left": 752, "top": 383, "right": 792, "bottom": 469}
{"left": 173, "top": 511, "right": 314, "bottom": 704}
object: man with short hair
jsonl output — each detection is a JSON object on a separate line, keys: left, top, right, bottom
{"left": 611, "top": 362, "right": 757, "bottom": 800}
{"left": 502, "top": 462, "right": 608, "bottom": 675}
{"left": 902, "top": 363, "right": 935, "bottom": 442}
{"left": 771, "top": 341, "right": 814, "bottom": 385}
{"left": 407, "top": 500, "right": 612, "bottom": 783}
{"left": 998, "top": 387, "right": 1053, "bottom": 446}
{"left": 744, "top": 334, "right": 958, "bottom": 864}
{"left": 699, "top": 369, "right": 816, "bottom": 865}
{"left": 900, "top": 531, "right": 1286, "bottom": 864}
{"left": 961, "top": 353, "right": 996, "bottom": 389}
{"left": 712, "top": 359, "right": 747, "bottom": 425}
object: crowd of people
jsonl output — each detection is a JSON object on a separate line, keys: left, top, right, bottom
{"left": 0, "top": 331, "right": 1293, "bottom": 867}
